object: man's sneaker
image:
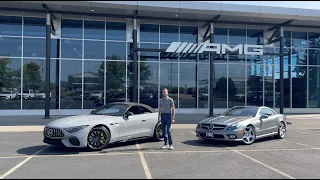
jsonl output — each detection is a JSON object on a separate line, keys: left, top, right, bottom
{"left": 169, "top": 145, "right": 174, "bottom": 150}
{"left": 161, "top": 144, "right": 169, "bottom": 149}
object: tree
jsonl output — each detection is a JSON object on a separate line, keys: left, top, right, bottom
{"left": 23, "top": 62, "right": 42, "bottom": 91}
{"left": 0, "top": 58, "right": 14, "bottom": 90}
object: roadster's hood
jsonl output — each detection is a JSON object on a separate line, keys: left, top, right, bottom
{"left": 46, "top": 115, "right": 117, "bottom": 127}
{"left": 199, "top": 116, "right": 252, "bottom": 125}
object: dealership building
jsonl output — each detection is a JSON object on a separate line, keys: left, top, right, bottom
{"left": 0, "top": 1, "right": 320, "bottom": 116}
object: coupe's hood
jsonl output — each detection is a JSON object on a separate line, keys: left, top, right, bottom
{"left": 46, "top": 115, "right": 117, "bottom": 127}
{"left": 199, "top": 116, "right": 252, "bottom": 125}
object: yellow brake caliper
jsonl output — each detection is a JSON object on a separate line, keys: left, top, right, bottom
{"left": 100, "top": 132, "right": 105, "bottom": 143}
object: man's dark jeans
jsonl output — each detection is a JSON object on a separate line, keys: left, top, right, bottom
{"left": 161, "top": 113, "right": 173, "bottom": 145}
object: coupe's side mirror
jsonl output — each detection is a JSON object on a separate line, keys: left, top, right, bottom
{"left": 125, "top": 111, "right": 134, "bottom": 117}
{"left": 260, "top": 114, "right": 268, "bottom": 120}
{"left": 90, "top": 110, "right": 97, "bottom": 114}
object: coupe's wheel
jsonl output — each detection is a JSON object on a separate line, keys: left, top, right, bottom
{"left": 276, "top": 121, "right": 286, "bottom": 139}
{"left": 152, "top": 123, "right": 163, "bottom": 141}
{"left": 87, "top": 126, "right": 110, "bottom": 151}
{"left": 242, "top": 126, "right": 256, "bottom": 145}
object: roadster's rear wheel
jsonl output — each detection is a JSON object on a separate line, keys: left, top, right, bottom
{"left": 152, "top": 123, "right": 163, "bottom": 141}
{"left": 276, "top": 121, "right": 286, "bottom": 139}
{"left": 242, "top": 126, "right": 256, "bottom": 145}
{"left": 87, "top": 126, "right": 110, "bottom": 150}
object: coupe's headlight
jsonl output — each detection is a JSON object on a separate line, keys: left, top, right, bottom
{"left": 65, "top": 125, "right": 89, "bottom": 133}
{"left": 227, "top": 123, "right": 240, "bottom": 130}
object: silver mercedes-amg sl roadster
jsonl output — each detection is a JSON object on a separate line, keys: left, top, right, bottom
{"left": 195, "top": 106, "right": 287, "bottom": 145}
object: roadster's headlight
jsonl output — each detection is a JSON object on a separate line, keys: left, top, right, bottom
{"left": 227, "top": 123, "right": 240, "bottom": 130}
{"left": 65, "top": 125, "right": 89, "bottom": 133}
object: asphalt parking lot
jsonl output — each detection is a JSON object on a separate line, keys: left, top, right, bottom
{"left": 1, "top": 120, "right": 320, "bottom": 179}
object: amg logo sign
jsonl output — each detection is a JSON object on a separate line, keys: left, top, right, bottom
{"left": 165, "top": 42, "right": 263, "bottom": 56}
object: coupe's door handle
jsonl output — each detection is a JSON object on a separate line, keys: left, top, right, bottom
{"left": 141, "top": 119, "right": 147, "bottom": 122}
{"left": 110, "top": 122, "right": 119, "bottom": 125}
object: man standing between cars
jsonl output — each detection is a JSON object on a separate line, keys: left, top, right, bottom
{"left": 158, "top": 88, "right": 175, "bottom": 150}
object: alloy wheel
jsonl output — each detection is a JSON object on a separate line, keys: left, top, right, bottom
{"left": 243, "top": 126, "right": 256, "bottom": 145}
{"left": 279, "top": 122, "right": 286, "bottom": 138}
{"left": 87, "top": 128, "right": 108, "bottom": 150}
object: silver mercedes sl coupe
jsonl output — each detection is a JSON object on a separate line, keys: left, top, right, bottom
{"left": 195, "top": 106, "right": 287, "bottom": 145}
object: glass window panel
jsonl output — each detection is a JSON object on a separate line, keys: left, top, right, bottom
{"left": 139, "top": 62, "right": 159, "bottom": 108}
{"left": 60, "top": 60, "right": 82, "bottom": 109}
{"left": 105, "top": 61, "right": 127, "bottom": 104}
{"left": 180, "top": 26, "right": 197, "bottom": 43}
{"left": 140, "top": 24, "right": 159, "bottom": 43}
{"left": 106, "top": 41, "right": 126, "bottom": 60}
{"left": 229, "top": 64, "right": 246, "bottom": 107}
{"left": 198, "top": 63, "right": 208, "bottom": 108}
{"left": 84, "top": 20, "right": 105, "bottom": 40}
{"left": 24, "top": 17, "right": 46, "bottom": 37}
{"left": 51, "top": 39, "right": 60, "bottom": 59}
{"left": 61, "top": 19, "right": 83, "bottom": 39}
{"left": 23, "top": 38, "right": 45, "bottom": 58}
{"left": 140, "top": 43, "right": 159, "bottom": 62}
{"left": 274, "top": 65, "right": 290, "bottom": 108}
{"left": 309, "top": 32, "right": 320, "bottom": 48}
{"left": 308, "top": 49, "right": 320, "bottom": 65}
{"left": 247, "top": 29, "right": 263, "bottom": 45}
{"left": 309, "top": 66, "right": 320, "bottom": 108}
{"left": 213, "top": 53, "right": 227, "bottom": 63}
{"left": 263, "top": 63, "right": 274, "bottom": 108}
{"left": 160, "top": 44, "right": 179, "bottom": 62}
{"left": 106, "top": 22, "right": 126, "bottom": 41}
{"left": 291, "top": 48, "right": 307, "bottom": 65}
{"left": 84, "top": 40, "right": 104, "bottom": 59}
{"left": 22, "top": 59, "right": 56, "bottom": 109}
{"left": 179, "top": 63, "right": 196, "bottom": 108}
{"left": 160, "top": 25, "right": 178, "bottom": 43}
{"left": 0, "top": 58, "right": 21, "bottom": 109}
{"left": 274, "top": 48, "right": 290, "bottom": 65}
{"left": 214, "top": 28, "right": 227, "bottom": 44}
{"left": 274, "top": 31, "right": 291, "bottom": 48}
{"left": 83, "top": 60, "right": 104, "bottom": 109}
{"left": 0, "top": 37, "right": 21, "bottom": 57}
{"left": 291, "top": 65, "right": 307, "bottom": 108}
{"left": 213, "top": 64, "right": 228, "bottom": 108}
{"left": 229, "top": 28, "right": 246, "bottom": 45}
{"left": 247, "top": 58, "right": 263, "bottom": 106}
{"left": 0, "top": 16, "right": 22, "bottom": 36}
{"left": 159, "top": 63, "right": 178, "bottom": 107}
{"left": 292, "top": 32, "right": 307, "bottom": 49}
{"left": 229, "top": 54, "right": 246, "bottom": 63}
{"left": 61, "top": 39, "right": 82, "bottom": 59}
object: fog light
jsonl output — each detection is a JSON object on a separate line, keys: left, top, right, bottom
{"left": 69, "top": 137, "right": 80, "bottom": 146}
{"left": 228, "top": 135, "right": 236, "bottom": 139}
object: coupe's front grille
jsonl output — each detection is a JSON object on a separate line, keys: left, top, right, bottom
{"left": 44, "top": 127, "right": 64, "bottom": 138}
{"left": 201, "top": 123, "right": 226, "bottom": 130}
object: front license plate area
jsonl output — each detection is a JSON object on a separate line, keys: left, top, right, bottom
{"left": 206, "top": 133, "right": 214, "bottom": 138}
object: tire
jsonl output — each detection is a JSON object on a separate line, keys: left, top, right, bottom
{"left": 152, "top": 123, "right": 163, "bottom": 141}
{"left": 87, "top": 126, "right": 110, "bottom": 151}
{"left": 276, "top": 121, "right": 286, "bottom": 139}
{"left": 242, "top": 126, "right": 256, "bottom": 145}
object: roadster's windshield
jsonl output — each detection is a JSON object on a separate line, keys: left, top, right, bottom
{"left": 222, "top": 107, "right": 258, "bottom": 117}
{"left": 91, "top": 104, "right": 128, "bottom": 116}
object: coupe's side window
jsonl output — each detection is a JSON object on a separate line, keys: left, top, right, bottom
{"left": 138, "top": 106, "right": 152, "bottom": 114}
{"left": 260, "top": 108, "right": 276, "bottom": 117}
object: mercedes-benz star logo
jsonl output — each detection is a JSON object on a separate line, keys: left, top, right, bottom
{"left": 208, "top": 124, "right": 215, "bottom": 130}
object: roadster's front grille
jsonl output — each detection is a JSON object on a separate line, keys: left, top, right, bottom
{"left": 201, "top": 124, "right": 226, "bottom": 130}
{"left": 44, "top": 127, "right": 65, "bottom": 138}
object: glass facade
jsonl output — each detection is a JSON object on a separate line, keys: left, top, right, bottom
{"left": 1, "top": 14, "right": 320, "bottom": 111}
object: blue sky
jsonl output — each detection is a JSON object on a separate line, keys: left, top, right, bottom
{"left": 202, "top": 1, "right": 320, "bottom": 10}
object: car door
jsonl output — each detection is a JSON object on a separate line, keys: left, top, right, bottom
{"left": 256, "top": 108, "right": 278, "bottom": 136}
{"left": 119, "top": 106, "right": 146, "bottom": 140}
{"left": 137, "top": 106, "right": 157, "bottom": 136}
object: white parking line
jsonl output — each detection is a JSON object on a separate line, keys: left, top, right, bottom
{"left": 282, "top": 140, "right": 316, "bottom": 148}
{"left": 220, "top": 144, "right": 295, "bottom": 179}
{"left": 295, "top": 131, "right": 320, "bottom": 136}
{"left": 0, "top": 145, "right": 49, "bottom": 179}
{"left": 190, "top": 131, "right": 196, "bottom": 135}
{"left": 233, "top": 150, "right": 295, "bottom": 179}
{"left": 136, "top": 144, "right": 153, "bottom": 179}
